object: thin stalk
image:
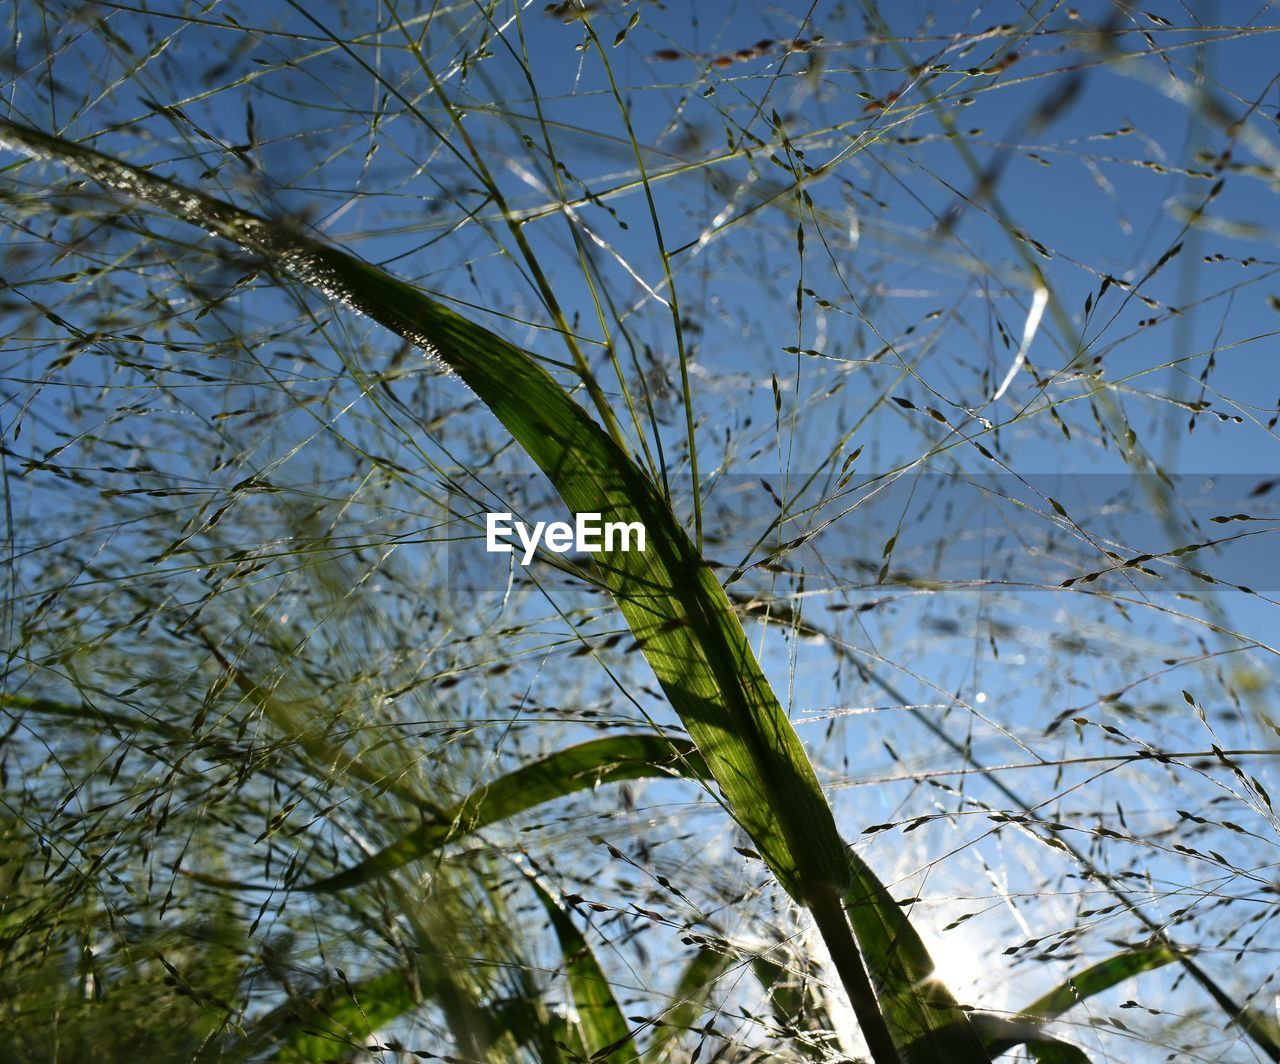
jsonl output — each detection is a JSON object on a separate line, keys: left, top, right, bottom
{"left": 578, "top": 15, "right": 703, "bottom": 550}
{"left": 809, "top": 883, "right": 901, "bottom": 1064}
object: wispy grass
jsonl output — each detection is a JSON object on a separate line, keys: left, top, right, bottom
{"left": 3, "top": 2, "right": 1280, "bottom": 1061}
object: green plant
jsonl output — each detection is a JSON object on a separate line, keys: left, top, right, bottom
{"left": 4, "top": 2, "right": 1280, "bottom": 1061}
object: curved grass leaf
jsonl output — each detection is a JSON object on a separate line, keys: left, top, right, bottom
{"left": 0, "top": 116, "right": 996, "bottom": 1063}
{"left": 529, "top": 875, "right": 638, "bottom": 1062}
{"left": 1021, "top": 944, "right": 1179, "bottom": 1021}
{"left": 306, "top": 734, "right": 706, "bottom": 891}
{"left": 968, "top": 945, "right": 1180, "bottom": 1062}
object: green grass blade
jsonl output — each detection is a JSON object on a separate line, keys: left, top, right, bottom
{"left": 305, "top": 734, "right": 705, "bottom": 892}
{"left": 1022, "top": 945, "right": 1179, "bottom": 1020}
{"left": 529, "top": 874, "right": 638, "bottom": 1062}
{"left": 968, "top": 946, "right": 1179, "bottom": 1061}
